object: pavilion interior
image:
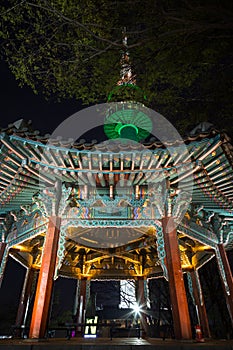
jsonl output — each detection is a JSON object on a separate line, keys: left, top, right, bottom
{"left": 8, "top": 226, "right": 213, "bottom": 280}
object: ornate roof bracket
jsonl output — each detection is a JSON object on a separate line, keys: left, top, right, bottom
{"left": 190, "top": 206, "right": 233, "bottom": 248}
{"left": 178, "top": 219, "right": 217, "bottom": 248}
{"left": 33, "top": 182, "right": 71, "bottom": 217}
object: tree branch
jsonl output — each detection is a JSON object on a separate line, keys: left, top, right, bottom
{"left": 26, "top": 1, "right": 123, "bottom": 48}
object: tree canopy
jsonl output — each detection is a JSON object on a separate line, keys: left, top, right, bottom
{"left": 0, "top": 0, "right": 233, "bottom": 135}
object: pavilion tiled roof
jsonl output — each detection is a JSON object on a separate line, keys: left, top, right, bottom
{"left": 0, "top": 119, "right": 223, "bottom": 149}
{"left": 0, "top": 119, "right": 233, "bottom": 227}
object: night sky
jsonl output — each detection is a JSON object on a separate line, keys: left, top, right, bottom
{"left": 0, "top": 60, "right": 86, "bottom": 329}
{"left": 0, "top": 60, "right": 118, "bottom": 330}
{"left": 0, "top": 61, "right": 82, "bottom": 135}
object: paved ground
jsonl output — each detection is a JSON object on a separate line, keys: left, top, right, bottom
{"left": 0, "top": 337, "right": 233, "bottom": 350}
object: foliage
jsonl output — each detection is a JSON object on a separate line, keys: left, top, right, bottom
{"left": 0, "top": 0, "right": 120, "bottom": 102}
{"left": 0, "top": 0, "right": 233, "bottom": 134}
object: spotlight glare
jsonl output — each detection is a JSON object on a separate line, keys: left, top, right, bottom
{"left": 133, "top": 303, "right": 141, "bottom": 315}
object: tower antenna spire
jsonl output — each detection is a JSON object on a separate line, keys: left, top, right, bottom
{"left": 117, "top": 27, "right": 136, "bottom": 86}
{"left": 105, "top": 29, "right": 152, "bottom": 142}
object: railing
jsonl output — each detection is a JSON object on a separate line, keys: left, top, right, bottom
{"left": 11, "top": 323, "right": 143, "bottom": 340}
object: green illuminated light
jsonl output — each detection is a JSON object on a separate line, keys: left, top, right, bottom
{"left": 117, "top": 123, "right": 139, "bottom": 135}
{"left": 104, "top": 107, "right": 152, "bottom": 141}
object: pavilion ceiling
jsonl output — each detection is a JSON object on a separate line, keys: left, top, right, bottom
{"left": 7, "top": 227, "right": 213, "bottom": 280}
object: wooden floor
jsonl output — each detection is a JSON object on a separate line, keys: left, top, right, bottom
{"left": 0, "top": 337, "right": 233, "bottom": 349}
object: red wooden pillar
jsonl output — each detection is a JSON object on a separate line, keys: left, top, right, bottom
{"left": 136, "top": 277, "right": 146, "bottom": 305}
{"left": 216, "top": 244, "right": 233, "bottom": 327}
{"left": 136, "top": 277, "right": 147, "bottom": 337}
{"left": 162, "top": 217, "right": 192, "bottom": 340}
{"left": 76, "top": 278, "right": 87, "bottom": 334}
{"left": 15, "top": 267, "right": 37, "bottom": 330}
{"left": 29, "top": 216, "right": 61, "bottom": 339}
{"left": 0, "top": 242, "right": 7, "bottom": 287}
{"left": 190, "top": 270, "right": 211, "bottom": 338}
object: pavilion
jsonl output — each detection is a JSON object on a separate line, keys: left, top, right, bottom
{"left": 0, "top": 38, "right": 233, "bottom": 340}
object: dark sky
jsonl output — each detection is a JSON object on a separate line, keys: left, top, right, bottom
{"left": 0, "top": 61, "right": 82, "bottom": 135}
{"left": 0, "top": 61, "right": 84, "bottom": 325}
{"left": 0, "top": 61, "right": 116, "bottom": 326}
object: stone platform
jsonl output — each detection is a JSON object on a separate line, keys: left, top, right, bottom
{"left": 0, "top": 338, "right": 233, "bottom": 350}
